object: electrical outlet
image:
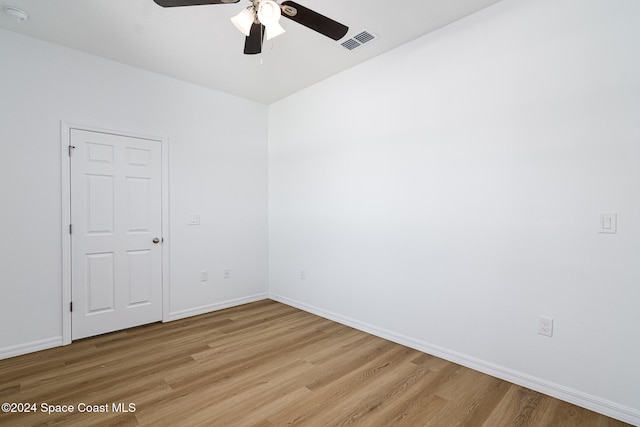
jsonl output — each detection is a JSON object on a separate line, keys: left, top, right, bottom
{"left": 300, "top": 269, "right": 305, "bottom": 280}
{"left": 538, "top": 315, "right": 553, "bottom": 337}
{"left": 223, "top": 268, "right": 230, "bottom": 279}
{"left": 200, "top": 270, "right": 208, "bottom": 282}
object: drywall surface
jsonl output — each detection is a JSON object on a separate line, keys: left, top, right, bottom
{"left": 269, "top": 0, "right": 640, "bottom": 421}
{"left": 0, "top": 29, "right": 268, "bottom": 354}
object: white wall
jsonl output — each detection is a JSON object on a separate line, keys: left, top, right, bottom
{"left": 0, "top": 29, "right": 268, "bottom": 355}
{"left": 268, "top": 0, "right": 640, "bottom": 422}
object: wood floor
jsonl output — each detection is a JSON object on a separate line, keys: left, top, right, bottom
{"left": 0, "top": 300, "right": 630, "bottom": 427}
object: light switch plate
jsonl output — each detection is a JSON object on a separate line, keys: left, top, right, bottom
{"left": 599, "top": 213, "right": 617, "bottom": 234}
{"left": 188, "top": 214, "right": 201, "bottom": 225}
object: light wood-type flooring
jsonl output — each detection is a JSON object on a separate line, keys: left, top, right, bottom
{"left": 0, "top": 300, "right": 630, "bottom": 426}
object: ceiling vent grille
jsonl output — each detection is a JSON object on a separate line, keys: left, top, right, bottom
{"left": 339, "top": 30, "right": 378, "bottom": 51}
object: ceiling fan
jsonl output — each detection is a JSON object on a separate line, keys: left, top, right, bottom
{"left": 152, "top": 0, "right": 349, "bottom": 55}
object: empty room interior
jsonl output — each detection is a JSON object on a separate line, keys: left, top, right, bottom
{"left": 0, "top": 0, "right": 639, "bottom": 425}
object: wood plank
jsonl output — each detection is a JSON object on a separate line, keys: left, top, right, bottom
{"left": 0, "top": 300, "right": 630, "bottom": 426}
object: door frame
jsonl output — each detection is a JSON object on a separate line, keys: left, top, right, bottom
{"left": 60, "top": 122, "right": 170, "bottom": 345}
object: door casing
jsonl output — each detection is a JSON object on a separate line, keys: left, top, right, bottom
{"left": 61, "top": 122, "right": 170, "bottom": 345}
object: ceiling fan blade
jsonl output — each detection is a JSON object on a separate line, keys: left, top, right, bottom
{"left": 244, "top": 23, "right": 265, "bottom": 55}
{"left": 280, "top": 1, "right": 348, "bottom": 41}
{"left": 153, "top": 0, "right": 239, "bottom": 7}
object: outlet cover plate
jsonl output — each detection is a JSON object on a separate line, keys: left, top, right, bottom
{"left": 538, "top": 315, "right": 553, "bottom": 337}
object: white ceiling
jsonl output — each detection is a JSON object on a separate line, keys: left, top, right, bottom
{"left": 0, "top": 0, "right": 502, "bottom": 104}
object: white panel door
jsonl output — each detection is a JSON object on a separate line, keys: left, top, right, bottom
{"left": 70, "top": 129, "right": 162, "bottom": 340}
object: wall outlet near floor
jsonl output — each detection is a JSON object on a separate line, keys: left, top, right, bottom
{"left": 200, "top": 270, "right": 208, "bottom": 282}
{"left": 223, "top": 268, "right": 230, "bottom": 279}
{"left": 538, "top": 315, "right": 554, "bottom": 337}
{"left": 300, "top": 268, "right": 305, "bottom": 280}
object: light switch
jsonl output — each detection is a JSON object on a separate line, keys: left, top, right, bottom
{"left": 599, "top": 213, "right": 617, "bottom": 234}
{"left": 188, "top": 214, "right": 201, "bottom": 225}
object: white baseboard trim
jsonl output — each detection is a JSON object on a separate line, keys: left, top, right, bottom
{"left": 0, "top": 294, "right": 269, "bottom": 360}
{"left": 168, "top": 293, "right": 269, "bottom": 322}
{"left": 0, "top": 337, "right": 63, "bottom": 361}
{"left": 269, "top": 293, "right": 640, "bottom": 426}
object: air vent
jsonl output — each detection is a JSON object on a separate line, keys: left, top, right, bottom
{"left": 339, "top": 30, "right": 378, "bottom": 51}
{"left": 354, "top": 31, "right": 375, "bottom": 44}
{"left": 341, "top": 38, "right": 361, "bottom": 51}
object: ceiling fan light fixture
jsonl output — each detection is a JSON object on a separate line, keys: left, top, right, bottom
{"left": 231, "top": 7, "right": 255, "bottom": 37}
{"left": 257, "top": 0, "right": 284, "bottom": 40}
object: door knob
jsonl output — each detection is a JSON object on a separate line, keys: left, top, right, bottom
{"left": 153, "top": 237, "right": 160, "bottom": 244}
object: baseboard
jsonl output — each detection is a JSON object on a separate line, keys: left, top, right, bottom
{"left": 168, "top": 293, "right": 269, "bottom": 321}
{"left": 269, "top": 293, "right": 640, "bottom": 426}
{"left": 0, "top": 337, "right": 63, "bottom": 361}
{"left": 0, "top": 295, "right": 269, "bottom": 360}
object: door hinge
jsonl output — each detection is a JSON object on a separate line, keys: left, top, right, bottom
{"left": 68, "top": 145, "right": 75, "bottom": 157}
{"left": 69, "top": 224, "right": 72, "bottom": 234}
{"left": 70, "top": 302, "right": 73, "bottom": 312}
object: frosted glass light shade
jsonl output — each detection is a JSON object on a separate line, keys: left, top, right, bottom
{"left": 231, "top": 8, "right": 255, "bottom": 37}
{"left": 257, "top": 0, "right": 284, "bottom": 40}
{"left": 265, "top": 22, "right": 286, "bottom": 40}
{"left": 257, "top": 0, "right": 281, "bottom": 26}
